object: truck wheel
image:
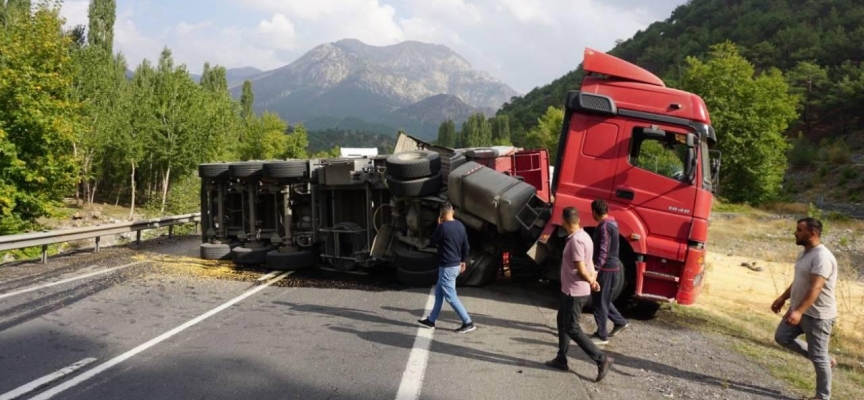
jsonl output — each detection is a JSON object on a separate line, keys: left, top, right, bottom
{"left": 459, "top": 252, "right": 499, "bottom": 287}
{"left": 198, "top": 163, "right": 231, "bottom": 180}
{"left": 232, "top": 245, "right": 270, "bottom": 266}
{"left": 266, "top": 249, "right": 316, "bottom": 271}
{"left": 264, "top": 160, "right": 308, "bottom": 179}
{"left": 229, "top": 162, "right": 263, "bottom": 179}
{"left": 397, "top": 267, "right": 438, "bottom": 287}
{"left": 200, "top": 243, "right": 231, "bottom": 260}
{"left": 386, "top": 173, "right": 441, "bottom": 197}
{"left": 393, "top": 244, "right": 438, "bottom": 272}
{"left": 386, "top": 151, "right": 441, "bottom": 180}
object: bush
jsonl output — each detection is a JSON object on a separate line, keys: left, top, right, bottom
{"left": 819, "top": 138, "right": 852, "bottom": 165}
{"left": 788, "top": 134, "right": 818, "bottom": 167}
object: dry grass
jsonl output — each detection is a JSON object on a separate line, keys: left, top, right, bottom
{"left": 676, "top": 214, "right": 864, "bottom": 399}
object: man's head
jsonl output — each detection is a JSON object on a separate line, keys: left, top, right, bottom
{"left": 591, "top": 199, "right": 608, "bottom": 222}
{"left": 562, "top": 207, "right": 580, "bottom": 233}
{"left": 440, "top": 202, "right": 455, "bottom": 220}
{"left": 795, "top": 217, "right": 822, "bottom": 247}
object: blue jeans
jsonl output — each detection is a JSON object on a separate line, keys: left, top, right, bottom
{"left": 428, "top": 265, "right": 472, "bottom": 324}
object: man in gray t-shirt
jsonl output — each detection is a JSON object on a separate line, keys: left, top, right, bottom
{"left": 772, "top": 217, "right": 838, "bottom": 400}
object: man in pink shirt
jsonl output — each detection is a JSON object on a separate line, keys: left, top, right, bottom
{"left": 545, "top": 207, "right": 614, "bottom": 382}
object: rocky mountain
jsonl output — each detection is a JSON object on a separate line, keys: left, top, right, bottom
{"left": 224, "top": 67, "right": 263, "bottom": 87}
{"left": 231, "top": 39, "right": 518, "bottom": 139}
{"left": 380, "top": 94, "right": 490, "bottom": 139}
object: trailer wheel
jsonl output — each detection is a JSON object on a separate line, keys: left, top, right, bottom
{"left": 396, "top": 267, "right": 438, "bottom": 287}
{"left": 198, "top": 163, "right": 231, "bottom": 180}
{"left": 386, "top": 151, "right": 441, "bottom": 180}
{"left": 441, "top": 152, "right": 467, "bottom": 184}
{"left": 393, "top": 244, "right": 438, "bottom": 272}
{"left": 229, "top": 162, "right": 264, "bottom": 179}
{"left": 386, "top": 173, "right": 442, "bottom": 197}
{"left": 200, "top": 243, "right": 232, "bottom": 260}
{"left": 232, "top": 245, "right": 270, "bottom": 266}
{"left": 266, "top": 249, "right": 316, "bottom": 271}
{"left": 263, "top": 160, "right": 308, "bottom": 179}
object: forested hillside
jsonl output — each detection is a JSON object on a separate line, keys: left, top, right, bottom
{"left": 500, "top": 0, "right": 864, "bottom": 142}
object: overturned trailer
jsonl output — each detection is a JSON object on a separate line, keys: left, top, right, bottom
{"left": 198, "top": 134, "right": 550, "bottom": 287}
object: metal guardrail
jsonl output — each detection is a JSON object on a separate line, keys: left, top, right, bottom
{"left": 0, "top": 213, "right": 201, "bottom": 263}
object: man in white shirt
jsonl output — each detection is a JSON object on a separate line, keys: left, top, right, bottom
{"left": 772, "top": 217, "right": 838, "bottom": 400}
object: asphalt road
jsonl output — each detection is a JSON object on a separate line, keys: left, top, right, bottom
{"left": 0, "top": 236, "right": 797, "bottom": 400}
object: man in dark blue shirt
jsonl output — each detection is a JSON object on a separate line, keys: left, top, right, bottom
{"left": 417, "top": 202, "right": 476, "bottom": 333}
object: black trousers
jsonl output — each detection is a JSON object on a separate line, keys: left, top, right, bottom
{"left": 556, "top": 292, "right": 606, "bottom": 366}
{"left": 591, "top": 269, "right": 628, "bottom": 340}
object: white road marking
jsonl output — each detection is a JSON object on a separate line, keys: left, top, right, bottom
{"left": 29, "top": 271, "right": 294, "bottom": 400}
{"left": 0, "top": 357, "right": 97, "bottom": 400}
{"left": 256, "top": 271, "right": 279, "bottom": 282}
{"left": 0, "top": 261, "right": 147, "bottom": 301}
{"left": 395, "top": 287, "right": 437, "bottom": 400}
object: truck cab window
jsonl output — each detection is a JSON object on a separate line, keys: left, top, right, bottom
{"left": 629, "top": 128, "right": 690, "bottom": 182}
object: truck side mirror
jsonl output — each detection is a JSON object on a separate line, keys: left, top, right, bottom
{"left": 686, "top": 133, "right": 697, "bottom": 147}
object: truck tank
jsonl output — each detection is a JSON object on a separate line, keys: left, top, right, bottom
{"left": 447, "top": 161, "right": 538, "bottom": 233}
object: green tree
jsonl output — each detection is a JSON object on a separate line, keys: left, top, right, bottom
{"left": 491, "top": 115, "right": 511, "bottom": 145}
{"left": 87, "top": 0, "right": 115, "bottom": 53}
{"left": 461, "top": 113, "right": 492, "bottom": 147}
{"left": 525, "top": 106, "right": 564, "bottom": 163}
{"left": 679, "top": 42, "right": 798, "bottom": 204}
{"left": 241, "top": 112, "right": 289, "bottom": 160}
{"left": 285, "top": 123, "right": 309, "bottom": 159}
{"left": 1, "top": 0, "right": 31, "bottom": 28}
{"left": 786, "top": 61, "right": 829, "bottom": 134}
{"left": 240, "top": 80, "right": 254, "bottom": 123}
{"left": 437, "top": 119, "right": 456, "bottom": 148}
{"left": 0, "top": 4, "right": 79, "bottom": 233}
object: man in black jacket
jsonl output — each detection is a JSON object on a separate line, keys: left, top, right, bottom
{"left": 590, "top": 199, "right": 629, "bottom": 345}
{"left": 417, "top": 202, "right": 476, "bottom": 333}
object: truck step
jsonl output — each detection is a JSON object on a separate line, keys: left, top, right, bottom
{"left": 636, "top": 293, "right": 675, "bottom": 303}
{"left": 643, "top": 271, "right": 680, "bottom": 283}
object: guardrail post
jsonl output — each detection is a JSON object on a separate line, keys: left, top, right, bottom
{"left": 136, "top": 230, "right": 141, "bottom": 246}
{"left": 169, "top": 225, "right": 174, "bottom": 238}
{"left": 95, "top": 236, "right": 101, "bottom": 253}
{"left": 41, "top": 245, "right": 48, "bottom": 264}
{"left": 194, "top": 222, "right": 199, "bottom": 234}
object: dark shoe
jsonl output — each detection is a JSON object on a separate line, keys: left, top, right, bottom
{"left": 545, "top": 357, "right": 569, "bottom": 371}
{"left": 596, "top": 356, "right": 614, "bottom": 382}
{"left": 454, "top": 322, "right": 476, "bottom": 333}
{"left": 417, "top": 318, "right": 435, "bottom": 329}
{"left": 609, "top": 323, "right": 630, "bottom": 337}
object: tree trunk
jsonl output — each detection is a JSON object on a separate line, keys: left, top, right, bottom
{"left": 129, "top": 161, "right": 136, "bottom": 220}
{"left": 73, "top": 142, "right": 80, "bottom": 206}
{"left": 160, "top": 166, "right": 171, "bottom": 215}
{"left": 115, "top": 184, "right": 123, "bottom": 206}
{"left": 89, "top": 180, "right": 98, "bottom": 205}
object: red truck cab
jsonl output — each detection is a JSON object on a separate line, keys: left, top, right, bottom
{"left": 531, "top": 49, "right": 718, "bottom": 305}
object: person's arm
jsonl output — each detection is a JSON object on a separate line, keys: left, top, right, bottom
{"left": 460, "top": 229, "right": 470, "bottom": 273}
{"left": 771, "top": 284, "right": 792, "bottom": 313}
{"left": 572, "top": 238, "right": 597, "bottom": 286}
{"left": 596, "top": 221, "right": 609, "bottom": 268}
{"left": 429, "top": 223, "right": 443, "bottom": 247}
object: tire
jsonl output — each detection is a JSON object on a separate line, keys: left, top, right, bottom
{"left": 229, "top": 162, "right": 263, "bottom": 179}
{"left": 264, "top": 160, "right": 308, "bottom": 179}
{"left": 266, "top": 249, "right": 316, "bottom": 271}
{"left": 459, "top": 252, "right": 499, "bottom": 287}
{"left": 393, "top": 244, "right": 438, "bottom": 272}
{"left": 386, "top": 151, "right": 441, "bottom": 180}
{"left": 397, "top": 267, "right": 438, "bottom": 287}
{"left": 232, "top": 245, "right": 270, "bottom": 266}
{"left": 198, "top": 163, "right": 231, "bottom": 180}
{"left": 441, "top": 153, "right": 467, "bottom": 180}
{"left": 200, "top": 243, "right": 231, "bottom": 260}
{"left": 386, "top": 174, "right": 442, "bottom": 197}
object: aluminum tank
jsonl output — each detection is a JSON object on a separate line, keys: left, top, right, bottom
{"left": 447, "top": 161, "right": 537, "bottom": 233}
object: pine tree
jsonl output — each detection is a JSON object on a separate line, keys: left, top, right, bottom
{"left": 87, "top": 0, "right": 115, "bottom": 53}
{"left": 241, "top": 80, "right": 254, "bottom": 123}
{"left": 437, "top": 120, "right": 455, "bottom": 148}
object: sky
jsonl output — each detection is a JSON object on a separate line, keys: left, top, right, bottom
{"left": 59, "top": 0, "right": 687, "bottom": 93}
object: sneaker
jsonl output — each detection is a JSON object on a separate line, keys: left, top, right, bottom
{"left": 609, "top": 323, "right": 630, "bottom": 337}
{"left": 545, "top": 357, "right": 569, "bottom": 371}
{"left": 454, "top": 322, "right": 476, "bottom": 333}
{"left": 417, "top": 318, "right": 435, "bottom": 329}
{"left": 595, "top": 356, "right": 614, "bottom": 382}
{"left": 591, "top": 336, "right": 609, "bottom": 345}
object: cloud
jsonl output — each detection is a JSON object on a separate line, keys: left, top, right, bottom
{"left": 175, "top": 21, "right": 213, "bottom": 35}
{"left": 59, "top": 0, "right": 89, "bottom": 29}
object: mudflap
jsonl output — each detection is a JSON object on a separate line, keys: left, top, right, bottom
{"left": 370, "top": 224, "right": 396, "bottom": 261}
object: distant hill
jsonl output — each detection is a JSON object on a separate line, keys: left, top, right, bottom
{"left": 231, "top": 39, "right": 518, "bottom": 138}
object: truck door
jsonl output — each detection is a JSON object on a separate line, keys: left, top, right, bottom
{"left": 612, "top": 121, "right": 698, "bottom": 260}
{"left": 555, "top": 114, "right": 622, "bottom": 203}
